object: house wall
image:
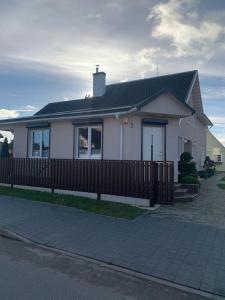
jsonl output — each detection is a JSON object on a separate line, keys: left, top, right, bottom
{"left": 207, "top": 130, "right": 225, "bottom": 172}
{"left": 140, "top": 93, "right": 191, "bottom": 117}
{"left": 103, "top": 115, "right": 179, "bottom": 181}
{"left": 6, "top": 115, "right": 181, "bottom": 181}
{"left": 13, "top": 125, "right": 28, "bottom": 158}
{"left": 166, "top": 119, "right": 179, "bottom": 180}
{"left": 50, "top": 120, "right": 74, "bottom": 159}
{"left": 123, "top": 116, "right": 142, "bottom": 160}
{"left": 179, "top": 115, "right": 206, "bottom": 170}
{"left": 103, "top": 117, "right": 120, "bottom": 159}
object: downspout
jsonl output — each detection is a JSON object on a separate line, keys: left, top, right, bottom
{"left": 116, "top": 113, "right": 124, "bottom": 160}
{"left": 120, "top": 122, "right": 123, "bottom": 160}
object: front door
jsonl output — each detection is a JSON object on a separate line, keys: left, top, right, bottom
{"left": 143, "top": 126, "right": 164, "bottom": 161}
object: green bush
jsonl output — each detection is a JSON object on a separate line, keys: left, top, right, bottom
{"left": 203, "top": 156, "right": 215, "bottom": 177}
{"left": 180, "top": 152, "right": 193, "bottom": 162}
{"left": 180, "top": 175, "right": 200, "bottom": 185}
{"left": 178, "top": 161, "right": 197, "bottom": 176}
{"left": 178, "top": 151, "right": 197, "bottom": 180}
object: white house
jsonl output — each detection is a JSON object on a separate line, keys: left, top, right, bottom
{"left": 0, "top": 69, "right": 212, "bottom": 181}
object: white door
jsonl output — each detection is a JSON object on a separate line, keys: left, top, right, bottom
{"left": 143, "top": 126, "right": 164, "bottom": 161}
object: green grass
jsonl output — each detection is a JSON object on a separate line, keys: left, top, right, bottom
{"left": 220, "top": 176, "right": 225, "bottom": 181}
{"left": 0, "top": 186, "right": 146, "bottom": 220}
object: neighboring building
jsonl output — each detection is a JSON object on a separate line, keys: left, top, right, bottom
{"left": 0, "top": 69, "right": 212, "bottom": 181}
{"left": 207, "top": 130, "right": 225, "bottom": 172}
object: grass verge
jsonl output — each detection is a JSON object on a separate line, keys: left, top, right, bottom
{"left": 220, "top": 176, "right": 225, "bottom": 181}
{"left": 0, "top": 186, "right": 146, "bottom": 220}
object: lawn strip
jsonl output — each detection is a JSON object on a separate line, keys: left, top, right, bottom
{"left": 0, "top": 186, "right": 145, "bottom": 220}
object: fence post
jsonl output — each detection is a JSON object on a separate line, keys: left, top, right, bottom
{"left": 149, "top": 162, "right": 155, "bottom": 207}
{"left": 50, "top": 159, "right": 54, "bottom": 193}
{"left": 10, "top": 158, "right": 14, "bottom": 188}
{"left": 97, "top": 160, "right": 101, "bottom": 200}
{"left": 170, "top": 162, "right": 174, "bottom": 203}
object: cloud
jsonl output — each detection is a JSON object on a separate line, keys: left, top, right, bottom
{"left": 219, "top": 138, "right": 225, "bottom": 146}
{"left": 105, "top": 2, "right": 124, "bottom": 13}
{"left": 137, "top": 47, "right": 160, "bottom": 65}
{"left": 0, "top": 109, "right": 19, "bottom": 119}
{"left": 87, "top": 13, "right": 101, "bottom": 19}
{"left": 203, "top": 87, "right": 225, "bottom": 100}
{"left": 147, "top": 0, "right": 225, "bottom": 59}
{"left": 0, "top": 130, "right": 14, "bottom": 142}
{"left": 16, "top": 105, "right": 36, "bottom": 112}
{"left": 0, "top": 105, "right": 36, "bottom": 120}
{"left": 209, "top": 116, "right": 225, "bottom": 125}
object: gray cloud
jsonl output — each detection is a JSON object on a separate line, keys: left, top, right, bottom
{"left": 0, "top": 0, "right": 225, "bottom": 143}
{"left": 0, "top": 0, "right": 224, "bottom": 81}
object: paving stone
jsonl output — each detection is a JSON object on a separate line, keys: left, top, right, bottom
{"left": 0, "top": 174, "right": 225, "bottom": 296}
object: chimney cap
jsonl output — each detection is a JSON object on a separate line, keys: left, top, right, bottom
{"left": 93, "top": 65, "right": 106, "bottom": 75}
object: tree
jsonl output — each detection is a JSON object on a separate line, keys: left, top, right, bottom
{"left": 1, "top": 138, "right": 9, "bottom": 158}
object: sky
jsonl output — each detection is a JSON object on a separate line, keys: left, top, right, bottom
{"left": 0, "top": 0, "right": 225, "bottom": 145}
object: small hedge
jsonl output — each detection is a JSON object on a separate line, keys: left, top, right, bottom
{"left": 180, "top": 175, "right": 200, "bottom": 185}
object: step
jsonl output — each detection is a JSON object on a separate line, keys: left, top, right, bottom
{"left": 174, "top": 184, "right": 182, "bottom": 189}
{"left": 174, "top": 188, "right": 189, "bottom": 196}
{"left": 174, "top": 193, "right": 199, "bottom": 203}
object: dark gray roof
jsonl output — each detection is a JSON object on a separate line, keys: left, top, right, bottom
{"left": 35, "top": 70, "right": 197, "bottom": 116}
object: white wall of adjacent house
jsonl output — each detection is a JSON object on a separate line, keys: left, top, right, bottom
{"left": 207, "top": 130, "right": 225, "bottom": 172}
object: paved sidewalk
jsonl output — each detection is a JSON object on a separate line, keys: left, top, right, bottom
{"left": 0, "top": 173, "right": 225, "bottom": 297}
{"left": 154, "top": 173, "right": 225, "bottom": 228}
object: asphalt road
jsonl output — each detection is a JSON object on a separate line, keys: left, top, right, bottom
{"left": 0, "top": 235, "right": 210, "bottom": 300}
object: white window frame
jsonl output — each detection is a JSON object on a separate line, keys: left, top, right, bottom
{"left": 76, "top": 126, "right": 102, "bottom": 159}
{"left": 217, "top": 154, "right": 223, "bottom": 163}
{"left": 29, "top": 128, "right": 50, "bottom": 158}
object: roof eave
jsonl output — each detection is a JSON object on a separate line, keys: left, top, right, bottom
{"left": 197, "top": 114, "right": 213, "bottom": 126}
{"left": 185, "top": 70, "right": 198, "bottom": 103}
{"left": 0, "top": 107, "right": 132, "bottom": 127}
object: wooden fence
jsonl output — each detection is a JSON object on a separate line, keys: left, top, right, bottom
{"left": 0, "top": 158, "right": 174, "bottom": 205}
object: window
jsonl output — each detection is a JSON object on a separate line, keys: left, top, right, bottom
{"left": 29, "top": 128, "right": 50, "bottom": 158}
{"left": 213, "top": 154, "right": 223, "bottom": 163}
{"left": 77, "top": 126, "right": 102, "bottom": 159}
{"left": 218, "top": 154, "right": 223, "bottom": 163}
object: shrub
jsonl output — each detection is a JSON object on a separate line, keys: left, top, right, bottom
{"left": 180, "top": 175, "right": 200, "bottom": 185}
{"left": 178, "top": 151, "right": 197, "bottom": 179}
{"left": 180, "top": 152, "right": 193, "bottom": 162}
{"left": 203, "top": 156, "right": 216, "bottom": 177}
{"left": 178, "top": 161, "right": 197, "bottom": 176}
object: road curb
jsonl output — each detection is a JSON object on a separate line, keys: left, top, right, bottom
{"left": 0, "top": 228, "right": 224, "bottom": 300}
